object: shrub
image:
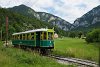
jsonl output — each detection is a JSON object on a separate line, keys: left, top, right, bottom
{"left": 68, "top": 32, "right": 76, "bottom": 38}
{"left": 78, "top": 31, "right": 83, "bottom": 38}
{"left": 85, "top": 29, "right": 100, "bottom": 43}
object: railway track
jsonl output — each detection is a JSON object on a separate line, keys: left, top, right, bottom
{"left": 48, "top": 55, "right": 99, "bottom": 67}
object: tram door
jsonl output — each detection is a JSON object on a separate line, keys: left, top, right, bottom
{"left": 36, "top": 32, "right": 40, "bottom": 47}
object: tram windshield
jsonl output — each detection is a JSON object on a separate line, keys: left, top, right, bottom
{"left": 48, "top": 32, "right": 53, "bottom": 40}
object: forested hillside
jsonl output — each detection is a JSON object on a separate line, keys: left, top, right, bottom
{"left": 0, "top": 4, "right": 100, "bottom": 40}
{"left": 9, "top": 5, "right": 100, "bottom": 32}
{"left": 8, "top": 5, "right": 73, "bottom": 31}
{"left": 0, "top": 8, "right": 67, "bottom": 40}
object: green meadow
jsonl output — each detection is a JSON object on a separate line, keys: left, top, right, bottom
{"left": 0, "top": 41, "right": 73, "bottom": 67}
{"left": 0, "top": 38, "right": 99, "bottom": 67}
{"left": 53, "top": 38, "right": 99, "bottom": 62}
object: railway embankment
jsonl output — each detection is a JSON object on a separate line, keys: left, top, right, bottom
{"left": 0, "top": 41, "right": 73, "bottom": 67}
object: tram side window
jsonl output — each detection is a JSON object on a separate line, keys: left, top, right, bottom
{"left": 48, "top": 32, "right": 53, "bottom": 40}
{"left": 41, "top": 32, "right": 43, "bottom": 40}
{"left": 17, "top": 35, "right": 19, "bottom": 40}
{"left": 20, "top": 34, "right": 22, "bottom": 40}
{"left": 27, "top": 34, "right": 29, "bottom": 40}
{"left": 23, "top": 34, "right": 25, "bottom": 40}
{"left": 12, "top": 35, "right": 14, "bottom": 40}
{"left": 14, "top": 35, "right": 15, "bottom": 40}
{"left": 31, "top": 33, "right": 34, "bottom": 40}
{"left": 15, "top": 35, "right": 17, "bottom": 40}
{"left": 15, "top": 35, "right": 16, "bottom": 40}
{"left": 44, "top": 32, "right": 47, "bottom": 40}
{"left": 16, "top": 35, "right": 19, "bottom": 40}
{"left": 17, "top": 35, "right": 18, "bottom": 39}
{"left": 27, "top": 33, "right": 31, "bottom": 40}
{"left": 18, "top": 35, "right": 20, "bottom": 40}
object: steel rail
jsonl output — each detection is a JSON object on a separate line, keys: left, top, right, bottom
{"left": 48, "top": 55, "right": 99, "bottom": 67}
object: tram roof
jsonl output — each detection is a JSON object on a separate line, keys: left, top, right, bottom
{"left": 12, "top": 28, "right": 54, "bottom": 35}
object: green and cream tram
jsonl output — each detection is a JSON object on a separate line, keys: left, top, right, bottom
{"left": 12, "top": 28, "right": 54, "bottom": 50}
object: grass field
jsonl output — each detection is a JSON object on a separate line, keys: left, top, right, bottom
{"left": 0, "top": 41, "right": 74, "bottom": 67}
{"left": 53, "top": 38, "right": 99, "bottom": 62}
{"left": 0, "top": 38, "right": 99, "bottom": 67}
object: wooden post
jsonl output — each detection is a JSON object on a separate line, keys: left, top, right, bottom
{"left": 6, "top": 16, "right": 8, "bottom": 46}
{"left": 0, "top": 19, "right": 2, "bottom": 40}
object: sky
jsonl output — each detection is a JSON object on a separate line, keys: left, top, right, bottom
{"left": 0, "top": 0, "right": 100, "bottom": 23}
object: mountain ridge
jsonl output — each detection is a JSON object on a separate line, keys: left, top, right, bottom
{"left": 73, "top": 5, "right": 100, "bottom": 31}
{"left": 8, "top": 4, "right": 74, "bottom": 31}
{"left": 0, "top": 8, "right": 68, "bottom": 40}
{"left": 8, "top": 4, "right": 100, "bottom": 32}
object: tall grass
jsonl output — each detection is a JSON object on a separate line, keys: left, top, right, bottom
{"left": 53, "top": 38, "right": 99, "bottom": 62}
{"left": 0, "top": 41, "right": 73, "bottom": 67}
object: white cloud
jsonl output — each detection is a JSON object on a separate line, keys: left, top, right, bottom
{"left": 0, "top": 0, "right": 100, "bottom": 23}
{"left": 52, "top": 0, "right": 100, "bottom": 23}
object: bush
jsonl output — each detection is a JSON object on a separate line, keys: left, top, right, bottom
{"left": 85, "top": 29, "right": 100, "bottom": 43}
{"left": 78, "top": 31, "right": 83, "bottom": 38}
{"left": 68, "top": 32, "right": 76, "bottom": 38}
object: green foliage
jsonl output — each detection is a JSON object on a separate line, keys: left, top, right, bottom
{"left": 9, "top": 6, "right": 69, "bottom": 37}
{"left": 0, "top": 8, "right": 67, "bottom": 40}
{"left": 78, "top": 31, "right": 83, "bottom": 38}
{"left": 67, "top": 31, "right": 86, "bottom": 38}
{"left": 54, "top": 26, "right": 68, "bottom": 37}
{"left": 85, "top": 29, "right": 100, "bottom": 43}
{"left": 0, "top": 41, "right": 70, "bottom": 67}
{"left": 68, "top": 32, "right": 75, "bottom": 38}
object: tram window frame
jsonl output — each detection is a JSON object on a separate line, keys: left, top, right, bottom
{"left": 26, "top": 34, "right": 29, "bottom": 40}
{"left": 20, "top": 34, "right": 22, "bottom": 40}
{"left": 48, "top": 32, "right": 53, "bottom": 40}
{"left": 25, "top": 34, "right": 27, "bottom": 40}
{"left": 23, "top": 34, "right": 25, "bottom": 40}
{"left": 17, "top": 35, "right": 20, "bottom": 40}
{"left": 40, "top": 32, "right": 43, "bottom": 40}
{"left": 27, "top": 33, "right": 31, "bottom": 40}
{"left": 31, "top": 33, "right": 34, "bottom": 40}
{"left": 17, "top": 35, "right": 18, "bottom": 39}
{"left": 14, "top": 35, "right": 15, "bottom": 40}
{"left": 16, "top": 35, "right": 18, "bottom": 40}
{"left": 14, "top": 35, "right": 16, "bottom": 40}
{"left": 44, "top": 32, "right": 47, "bottom": 40}
{"left": 17, "top": 35, "right": 19, "bottom": 40}
{"left": 12, "top": 35, "right": 14, "bottom": 40}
